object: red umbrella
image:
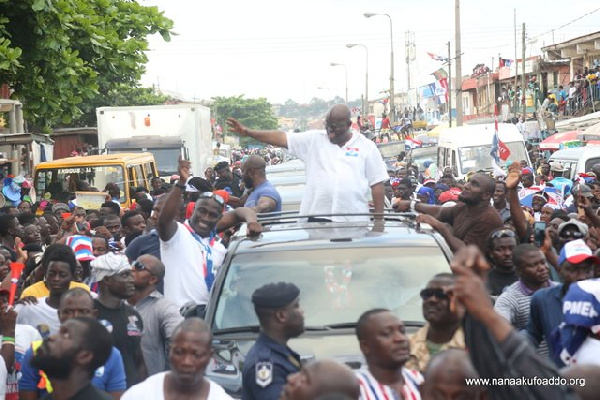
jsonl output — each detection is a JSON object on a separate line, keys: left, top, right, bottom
{"left": 539, "top": 130, "right": 600, "bottom": 150}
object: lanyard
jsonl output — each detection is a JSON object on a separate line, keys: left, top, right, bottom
{"left": 184, "top": 221, "right": 217, "bottom": 291}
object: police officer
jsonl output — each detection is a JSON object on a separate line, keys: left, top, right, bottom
{"left": 241, "top": 282, "right": 305, "bottom": 400}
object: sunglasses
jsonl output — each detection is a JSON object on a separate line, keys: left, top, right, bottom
{"left": 132, "top": 260, "right": 152, "bottom": 275}
{"left": 490, "top": 229, "right": 516, "bottom": 240}
{"left": 199, "top": 192, "right": 225, "bottom": 206}
{"left": 560, "top": 231, "right": 585, "bottom": 239}
{"left": 420, "top": 288, "right": 449, "bottom": 301}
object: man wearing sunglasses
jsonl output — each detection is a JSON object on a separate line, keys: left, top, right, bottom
{"left": 128, "top": 254, "right": 183, "bottom": 377}
{"left": 157, "top": 158, "right": 261, "bottom": 314}
{"left": 226, "top": 104, "right": 389, "bottom": 222}
{"left": 407, "top": 273, "right": 464, "bottom": 372}
{"left": 557, "top": 219, "right": 588, "bottom": 249}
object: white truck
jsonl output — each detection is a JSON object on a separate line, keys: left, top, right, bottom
{"left": 96, "top": 104, "right": 213, "bottom": 178}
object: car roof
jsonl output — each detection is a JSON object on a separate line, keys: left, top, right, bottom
{"left": 438, "top": 123, "right": 524, "bottom": 146}
{"left": 36, "top": 152, "right": 155, "bottom": 168}
{"left": 232, "top": 214, "right": 451, "bottom": 254}
{"left": 549, "top": 146, "right": 600, "bottom": 159}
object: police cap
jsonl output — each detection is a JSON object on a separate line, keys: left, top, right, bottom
{"left": 252, "top": 282, "right": 300, "bottom": 309}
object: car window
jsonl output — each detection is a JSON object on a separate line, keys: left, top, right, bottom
{"left": 213, "top": 246, "right": 450, "bottom": 330}
{"left": 585, "top": 157, "right": 600, "bottom": 172}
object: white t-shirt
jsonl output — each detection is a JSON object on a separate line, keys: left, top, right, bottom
{"left": 121, "top": 371, "right": 233, "bottom": 400}
{"left": 4, "top": 324, "right": 42, "bottom": 399}
{"left": 286, "top": 130, "right": 389, "bottom": 221}
{"left": 15, "top": 297, "right": 60, "bottom": 338}
{"left": 160, "top": 222, "right": 226, "bottom": 308}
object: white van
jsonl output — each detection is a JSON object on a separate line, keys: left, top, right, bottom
{"left": 437, "top": 123, "right": 531, "bottom": 180}
{"left": 548, "top": 146, "right": 600, "bottom": 179}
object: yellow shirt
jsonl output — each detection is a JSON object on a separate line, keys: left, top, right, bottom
{"left": 20, "top": 281, "right": 90, "bottom": 299}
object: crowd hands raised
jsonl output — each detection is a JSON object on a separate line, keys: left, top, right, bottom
{"left": 0, "top": 104, "right": 598, "bottom": 399}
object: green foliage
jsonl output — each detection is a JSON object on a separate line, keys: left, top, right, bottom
{"left": 278, "top": 96, "right": 361, "bottom": 119}
{"left": 211, "top": 95, "right": 278, "bottom": 148}
{"left": 0, "top": 0, "right": 174, "bottom": 132}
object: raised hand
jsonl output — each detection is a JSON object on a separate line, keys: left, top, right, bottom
{"left": 226, "top": 118, "right": 249, "bottom": 136}
{"left": 505, "top": 162, "right": 522, "bottom": 190}
{"left": 178, "top": 157, "right": 192, "bottom": 184}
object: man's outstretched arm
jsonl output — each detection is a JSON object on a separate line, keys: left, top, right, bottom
{"left": 226, "top": 118, "right": 288, "bottom": 148}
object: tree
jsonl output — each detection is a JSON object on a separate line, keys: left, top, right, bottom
{"left": 211, "top": 95, "right": 278, "bottom": 148}
{"left": 0, "top": 0, "right": 174, "bottom": 132}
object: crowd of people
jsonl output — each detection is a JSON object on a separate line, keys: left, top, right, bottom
{"left": 0, "top": 103, "right": 599, "bottom": 399}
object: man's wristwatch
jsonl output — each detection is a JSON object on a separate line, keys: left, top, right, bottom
{"left": 409, "top": 199, "right": 419, "bottom": 212}
{"left": 175, "top": 181, "right": 186, "bottom": 190}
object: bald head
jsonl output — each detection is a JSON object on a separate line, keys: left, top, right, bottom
{"left": 244, "top": 154, "right": 266, "bottom": 171}
{"left": 137, "top": 254, "right": 165, "bottom": 281}
{"left": 325, "top": 104, "right": 353, "bottom": 146}
{"left": 282, "top": 359, "right": 360, "bottom": 400}
{"left": 328, "top": 104, "right": 351, "bottom": 120}
{"left": 474, "top": 173, "right": 496, "bottom": 195}
{"left": 172, "top": 317, "right": 211, "bottom": 340}
{"left": 422, "top": 349, "right": 485, "bottom": 400}
{"left": 60, "top": 287, "right": 93, "bottom": 308}
{"left": 561, "top": 364, "right": 600, "bottom": 400}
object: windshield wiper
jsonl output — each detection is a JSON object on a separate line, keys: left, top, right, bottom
{"left": 303, "top": 323, "right": 356, "bottom": 331}
{"left": 212, "top": 325, "right": 260, "bottom": 335}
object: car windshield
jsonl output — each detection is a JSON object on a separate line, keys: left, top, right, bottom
{"left": 408, "top": 147, "right": 438, "bottom": 170}
{"left": 458, "top": 142, "right": 528, "bottom": 174}
{"left": 378, "top": 142, "right": 405, "bottom": 159}
{"left": 35, "top": 165, "right": 125, "bottom": 204}
{"left": 213, "top": 246, "right": 450, "bottom": 331}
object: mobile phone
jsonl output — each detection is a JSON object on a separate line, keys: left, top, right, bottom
{"left": 533, "top": 222, "right": 547, "bottom": 247}
{"left": 75, "top": 222, "right": 87, "bottom": 233}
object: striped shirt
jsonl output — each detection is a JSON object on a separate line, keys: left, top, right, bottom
{"left": 494, "top": 280, "right": 556, "bottom": 356}
{"left": 494, "top": 280, "right": 556, "bottom": 330}
{"left": 356, "top": 368, "right": 423, "bottom": 400}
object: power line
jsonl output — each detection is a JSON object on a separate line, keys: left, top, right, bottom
{"left": 529, "top": 6, "right": 600, "bottom": 40}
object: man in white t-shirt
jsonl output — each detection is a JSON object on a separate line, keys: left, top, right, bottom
{"left": 0, "top": 289, "right": 42, "bottom": 400}
{"left": 157, "top": 159, "right": 262, "bottom": 312}
{"left": 121, "top": 318, "right": 232, "bottom": 400}
{"left": 227, "top": 104, "right": 389, "bottom": 222}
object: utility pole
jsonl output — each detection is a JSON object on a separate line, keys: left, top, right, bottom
{"left": 489, "top": 57, "right": 493, "bottom": 112}
{"left": 514, "top": 9, "right": 518, "bottom": 114}
{"left": 405, "top": 31, "right": 415, "bottom": 95}
{"left": 448, "top": 41, "right": 452, "bottom": 127}
{"left": 455, "top": 0, "right": 463, "bottom": 126}
{"left": 521, "top": 23, "right": 526, "bottom": 119}
{"left": 389, "top": 21, "right": 395, "bottom": 124}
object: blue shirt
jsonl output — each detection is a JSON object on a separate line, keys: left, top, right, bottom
{"left": 19, "top": 346, "right": 127, "bottom": 394}
{"left": 241, "top": 333, "right": 301, "bottom": 400}
{"left": 244, "top": 180, "right": 282, "bottom": 213}
{"left": 524, "top": 284, "right": 566, "bottom": 367}
{"left": 125, "top": 230, "right": 161, "bottom": 261}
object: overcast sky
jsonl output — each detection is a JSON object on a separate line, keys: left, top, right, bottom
{"left": 140, "top": 0, "right": 600, "bottom": 104}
